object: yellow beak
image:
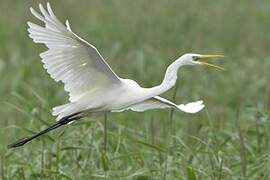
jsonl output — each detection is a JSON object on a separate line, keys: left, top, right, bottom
{"left": 197, "top": 54, "right": 225, "bottom": 71}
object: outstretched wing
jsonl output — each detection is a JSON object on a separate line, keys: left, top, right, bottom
{"left": 28, "top": 3, "right": 121, "bottom": 102}
{"left": 115, "top": 96, "right": 205, "bottom": 113}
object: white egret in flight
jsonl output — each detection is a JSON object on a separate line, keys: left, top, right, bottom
{"left": 8, "top": 3, "right": 224, "bottom": 148}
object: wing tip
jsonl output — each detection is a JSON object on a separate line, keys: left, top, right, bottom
{"left": 47, "top": 2, "right": 51, "bottom": 9}
{"left": 177, "top": 100, "right": 205, "bottom": 113}
{"left": 65, "top": 20, "right": 71, "bottom": 31}
{"left": 26, "top": 21, "right": 33, "bottom": 27}
{"left": 29, "top": 7, "right": 34, "bottom": 13}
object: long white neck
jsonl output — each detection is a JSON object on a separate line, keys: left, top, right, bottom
{"left": 144, "top": 57, "right": 188, "bottom": 97}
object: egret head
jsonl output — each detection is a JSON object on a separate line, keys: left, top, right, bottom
{"left": 180, "top": 53, "right": 224, "bottom": 71}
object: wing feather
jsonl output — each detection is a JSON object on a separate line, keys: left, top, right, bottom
{"left": 28, "top": 3, "right": 121, "bottom": 102}
{"left": 115, "top": 96, "right": 205, "bottom": 113}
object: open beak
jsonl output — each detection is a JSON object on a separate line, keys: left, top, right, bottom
{"left": 197, "top": 54, "right": 225, "bottom": 71}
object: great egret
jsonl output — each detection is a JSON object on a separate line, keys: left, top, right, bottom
{"left": 8, "top": 3, "right": 224, "bottom": 148}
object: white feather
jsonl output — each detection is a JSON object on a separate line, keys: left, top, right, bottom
{"left": 28, "top": 3, "right": 121, "bottom": 103}
{"left": 114, "top": 96, "right": 205, "bottom": 114}
{"left": 28, "top": 3, "right": 218, "bottom": 121}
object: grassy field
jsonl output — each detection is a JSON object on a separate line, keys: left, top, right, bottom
{"left": 1, "top": 0, "right": 270, "bottom": 179}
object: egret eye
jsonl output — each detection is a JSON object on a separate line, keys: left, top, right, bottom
{"left": 192, "top": 56, "right": 199, "bottom": 61}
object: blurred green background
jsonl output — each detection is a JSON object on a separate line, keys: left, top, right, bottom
{"left": 1, "top": 0, "right": 270, "bottom": 179}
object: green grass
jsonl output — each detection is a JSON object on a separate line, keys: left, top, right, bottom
{"left": 1, "top": 0, "right": 270, "bottom": 179}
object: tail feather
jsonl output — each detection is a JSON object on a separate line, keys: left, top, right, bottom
{"left": 52, "top": 103, "right": 71, "bottom": 116}
{"left": 52, "top": 102, "right": 87, "bottom": 121}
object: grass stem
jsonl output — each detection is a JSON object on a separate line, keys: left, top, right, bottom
{"left": 235, "top": 100, "right": 247, "bottom": 178}
{"left": 104, "top": 112, "right": 108, "bottom": 154}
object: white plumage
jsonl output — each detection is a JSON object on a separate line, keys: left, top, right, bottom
{"left": 8, "top": 2, "right": 224, "bottom": 148}
{"left": 26, "top": 2, "right": 223, "bottom": 121}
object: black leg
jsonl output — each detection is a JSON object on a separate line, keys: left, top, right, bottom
{"left": 8, "top": 113, "right": 82, "bottom": 149}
